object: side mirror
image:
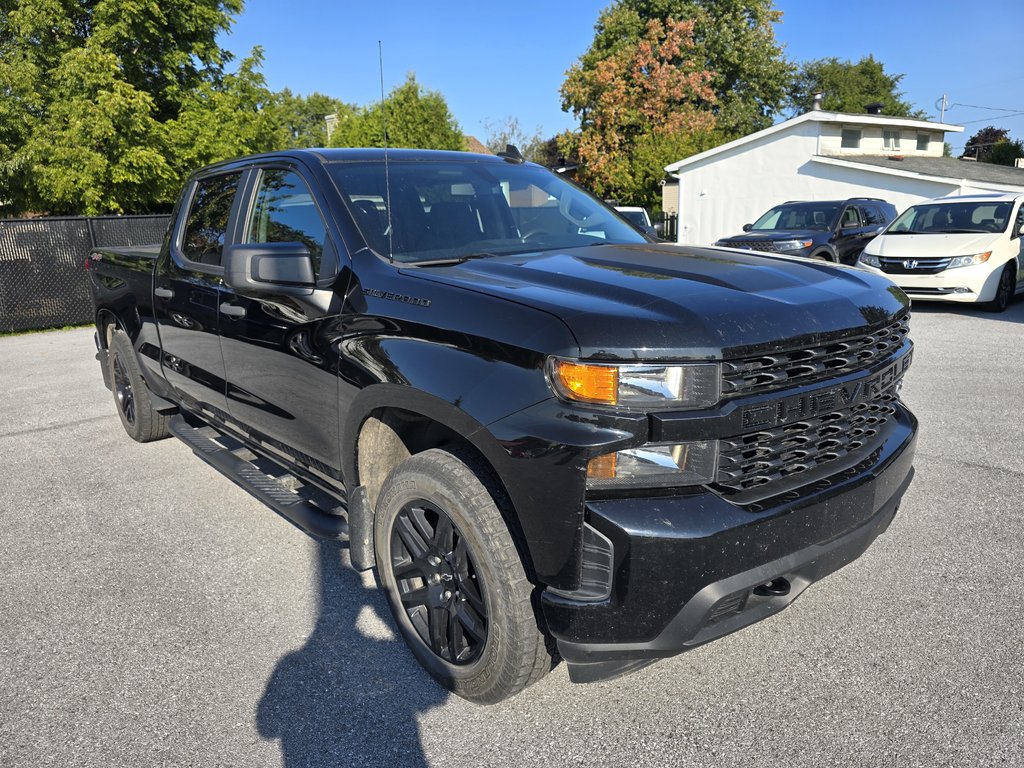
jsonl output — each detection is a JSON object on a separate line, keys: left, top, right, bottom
{"left": 742, "top": 223, "right": 753, "bottom": 232}
{"left": 1018, "top": 223, "right": 1024, "bottom": 237}
{"left": 875, "top": 226, "right": 886, "bottom": 236}
{"left": 641, "top": 224, "right": 658, "bottom": 238}
{"left": 224, "top": 242, "right": 316, "bottom": 295}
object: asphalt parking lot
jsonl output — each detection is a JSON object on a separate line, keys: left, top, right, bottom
{"left": 2, "top": 300, "right": 1023, "bottom": 768}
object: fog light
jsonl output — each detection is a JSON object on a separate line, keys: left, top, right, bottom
{"left": 586, "top": 441, "right": 718, "bottom": 489}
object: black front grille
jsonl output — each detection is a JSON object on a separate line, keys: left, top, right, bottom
{"left": 716, "top": 390, "right": 899, "bottom": 494}
{"left": 722, "top": 314, "right": 910, "bottom": 397}
{"left": 728, "top": 240, "right": 778, "bottom": 252}
{"left": 879, "top": 256, "right": 950, "bottom": 275}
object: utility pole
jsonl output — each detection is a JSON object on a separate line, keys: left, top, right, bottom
{"left": 935, "top": 94, "right": 949, "bottom": 122}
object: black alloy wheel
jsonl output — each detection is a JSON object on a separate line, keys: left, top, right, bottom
{"left": 374, "top": 448, "right": 552, "bottom": 703}
{"left": 390, "top": 500, "right": 488, "bottom": 665}
{"left": 112, "top": 352, "right": 136, "bottom": 426}
{"left": 106, "top": 328, "right": 171, "bottom": 442}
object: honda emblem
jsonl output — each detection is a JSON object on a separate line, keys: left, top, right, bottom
{"left": 903, "top": 259, "right": 919, "bottom": 269}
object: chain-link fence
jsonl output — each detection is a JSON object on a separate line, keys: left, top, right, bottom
{"left": 0, "top": 215, "right": 171, "bottom": 333}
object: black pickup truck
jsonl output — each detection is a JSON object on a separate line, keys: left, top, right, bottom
{"left": 87, "top": 148, "right": 917, "bottom": 704}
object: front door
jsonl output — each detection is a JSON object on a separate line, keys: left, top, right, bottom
{"left": 218, "top": 166, "right": 345, "bottom": 477}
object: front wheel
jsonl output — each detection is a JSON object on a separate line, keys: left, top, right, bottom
{"left": 984, "top": 264, "right": 1015, "bottom": 312}
{"left": 374, "top": 448, "right": 552, "bottom": 704}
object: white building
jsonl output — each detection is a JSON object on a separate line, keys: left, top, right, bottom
{"left": 663, "top": 109, "right": 1024, "bottom": 245}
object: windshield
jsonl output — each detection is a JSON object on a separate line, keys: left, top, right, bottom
{"left": 886, "top": 201, "right": 1014, "bottom": 234}
{"left": 750, "top": 203, "right": 840, "bottom": 232}
{"left": 326, "top": 160, "right": 647, "bottom": 263}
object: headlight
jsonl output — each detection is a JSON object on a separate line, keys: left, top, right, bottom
{"left": 548, "top": 358, "right": 720, "bottom": 409}
{"left": 946, "top": 251, "right": 991, "bottom": 269}
{"left": 773, "top": 239, "right": 813, "bottom": 251}
{"left": 587, "top": 441, "right": 718, "bottom": 489}
{"left": 860, "top": 253, "right": 881, "bottom": 268}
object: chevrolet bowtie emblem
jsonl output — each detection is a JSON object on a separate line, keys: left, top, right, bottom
{"left": 903, "top": 259, "right": 919, "bottom": 269}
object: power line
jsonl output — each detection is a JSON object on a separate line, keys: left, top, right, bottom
{"left": 960, "top": 112, "right": 1024, "bottom": 125}
{"left": 951, "top": 102, "right": 1024, "bottom": 113}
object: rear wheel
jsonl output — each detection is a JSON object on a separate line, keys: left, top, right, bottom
{"left": 107, "top": 328, "right": 171, "bottom": 442}
{"left": 374, "top": 448, "right": 552, "bottom": 704}
{"left": 985, "top": 264, "right": 1015, "bottom": 312}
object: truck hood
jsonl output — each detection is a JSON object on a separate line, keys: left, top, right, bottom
{"left": 865, "top": 231, "right": 1000, "bottom": 257}
{"left": 405, "top": 243, "right": 909, "bottom": 360}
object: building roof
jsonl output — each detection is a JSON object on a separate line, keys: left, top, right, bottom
{"left": 665, "top": 110, "right": 963, "bottom": 174}
{"left": 464, "top": 136, "right": 493, "bottom": 155}
{"left": 819, "top": 154, "right": 1024, "bottom": 189}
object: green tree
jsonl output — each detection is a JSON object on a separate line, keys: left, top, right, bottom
{"left": 276, "top": 89, "right": 358, "bottom": 148}
{"left": 0, "top": 0, "right": 248, "bottom": 214}
{"left": 560, "top": 16, "right": 720, "bottom": 209}
{"left": 19, "top": 46, "right": 176, "bottom": 215}
{"left": 164, "top": 50, "right": 286, "bottom": 181}
{"left": 329, "top": 75, "right": 463, "bottom": 151}
{"left": 987, "top": 138, "right": 1024, "bottom": 167}
{"left": 788, "top": 55, "right": 923, "bottom": 117}
{"left": 963, "top": 126, "right": 1010, "bottom": 162}
{"left": 569, "top": 0, "right": 792, "bottom": 136}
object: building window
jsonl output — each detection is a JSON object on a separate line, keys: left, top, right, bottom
{"left": 841, "top": 128, "right": 861, "bottom": 149}
{"left": 884, "top": 130, "right": 901, "bottom": 150}
{"left": 917, "top": 133, "right": 930, "bottom": 151}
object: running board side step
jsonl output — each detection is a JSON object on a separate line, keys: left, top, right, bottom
{"left": 169, "top": 416, "right": 349, "bottom": 541}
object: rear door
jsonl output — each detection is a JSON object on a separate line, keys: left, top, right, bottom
{"left": 217, "top": 163, "right": 347, "bottom": 477}
{"left": 154, "top": 171, "right": 244, "bottom": 419}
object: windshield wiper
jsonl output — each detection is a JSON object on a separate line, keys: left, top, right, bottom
{"left": 407, "top": 252, "right": 502, "bottom": 267}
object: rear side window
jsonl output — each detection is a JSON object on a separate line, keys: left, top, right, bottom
{"left": 181, "top": 173, "right": 243, "bottom": 266}
{"left": 246, "top": 169, "right": 327, "bottom": 273}
{"left": 860, "top": 206, "right": 885, "bottom": 227}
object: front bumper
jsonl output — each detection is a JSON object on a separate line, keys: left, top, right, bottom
{"left": 542, "top": 405, "right": 917, "bottom": 683}
{"left": 860, "top": 261, "right": 1003, "bottom": 303}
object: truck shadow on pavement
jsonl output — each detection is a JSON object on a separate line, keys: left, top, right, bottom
{"left": 256, "top": 539, "right": 446, "bottom": 767}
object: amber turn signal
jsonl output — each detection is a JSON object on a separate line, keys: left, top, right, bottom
{"left": 552, "top": 360, "right": 619, "bottom": 405}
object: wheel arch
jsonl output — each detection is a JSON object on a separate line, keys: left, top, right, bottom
{"left": 343, "top": 385, "right": 538, "bottom": 580}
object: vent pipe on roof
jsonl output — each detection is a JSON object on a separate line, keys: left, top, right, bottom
{"left": 865, "top": 102, "right": 884, "bottom": 115}
{"left": 812, "top": 93, "right": 823, "bottom": 111}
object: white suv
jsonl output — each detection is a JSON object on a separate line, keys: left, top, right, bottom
{"left": 859, "top": 193, "right": 1024, "bottom": 312}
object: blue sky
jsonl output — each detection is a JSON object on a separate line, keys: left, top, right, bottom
{"left": 225, "top": 0, "right": 1023, "bottom": 153}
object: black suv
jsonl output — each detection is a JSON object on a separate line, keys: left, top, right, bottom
{"left": 715, "top": 198, "right": 897, "bottom": 265}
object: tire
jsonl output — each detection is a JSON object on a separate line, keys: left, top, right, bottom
{"left": 107, "top": 328, "right": 171, "bottom": 442}
{"left": 810, "top": 249, "right": 837, "bottom": 263}
{"left": 984, "top": 264, "right": 1015, "bottom": 313}
{"left": 374, "top": 448, "right": 552, "bottom": 704}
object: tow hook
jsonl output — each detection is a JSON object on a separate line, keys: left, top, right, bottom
{"left": 753, "top": 577, "right": 791, "bottom": 597}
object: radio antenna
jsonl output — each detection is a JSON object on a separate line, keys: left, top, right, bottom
{"left": 378, "top": 40, "right": 394, "bottom": 261}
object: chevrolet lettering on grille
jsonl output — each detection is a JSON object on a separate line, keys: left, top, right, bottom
{"left": 740, "top": 348, "right": 913, "bottom": 430}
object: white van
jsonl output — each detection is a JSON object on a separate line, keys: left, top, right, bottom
{"left": 858, "top": 193, "right": 1024, "bottom": 312}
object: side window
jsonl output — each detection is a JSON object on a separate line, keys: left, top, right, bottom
{"left": 840, "top": 207, "right": 861, "bottom": 229}
{"left": 181, "top": 172, "right": 243, "bottom": 266}
{"left": 246, "top": 169, "right": 327, "bottom": 273}
{"left": 1014, "top": 206, "right": 1024, "bottom": 239}
{"left": 860, "top": 206, "right": 884, "bottom": 227}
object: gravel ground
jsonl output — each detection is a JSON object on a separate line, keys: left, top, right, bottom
{"left": 1, "top": 299, "right": 1022, "bottom": 767}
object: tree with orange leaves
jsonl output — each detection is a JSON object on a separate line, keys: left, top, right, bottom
{"left": 559, "top": 15, "right": 719, "bottom": 209}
